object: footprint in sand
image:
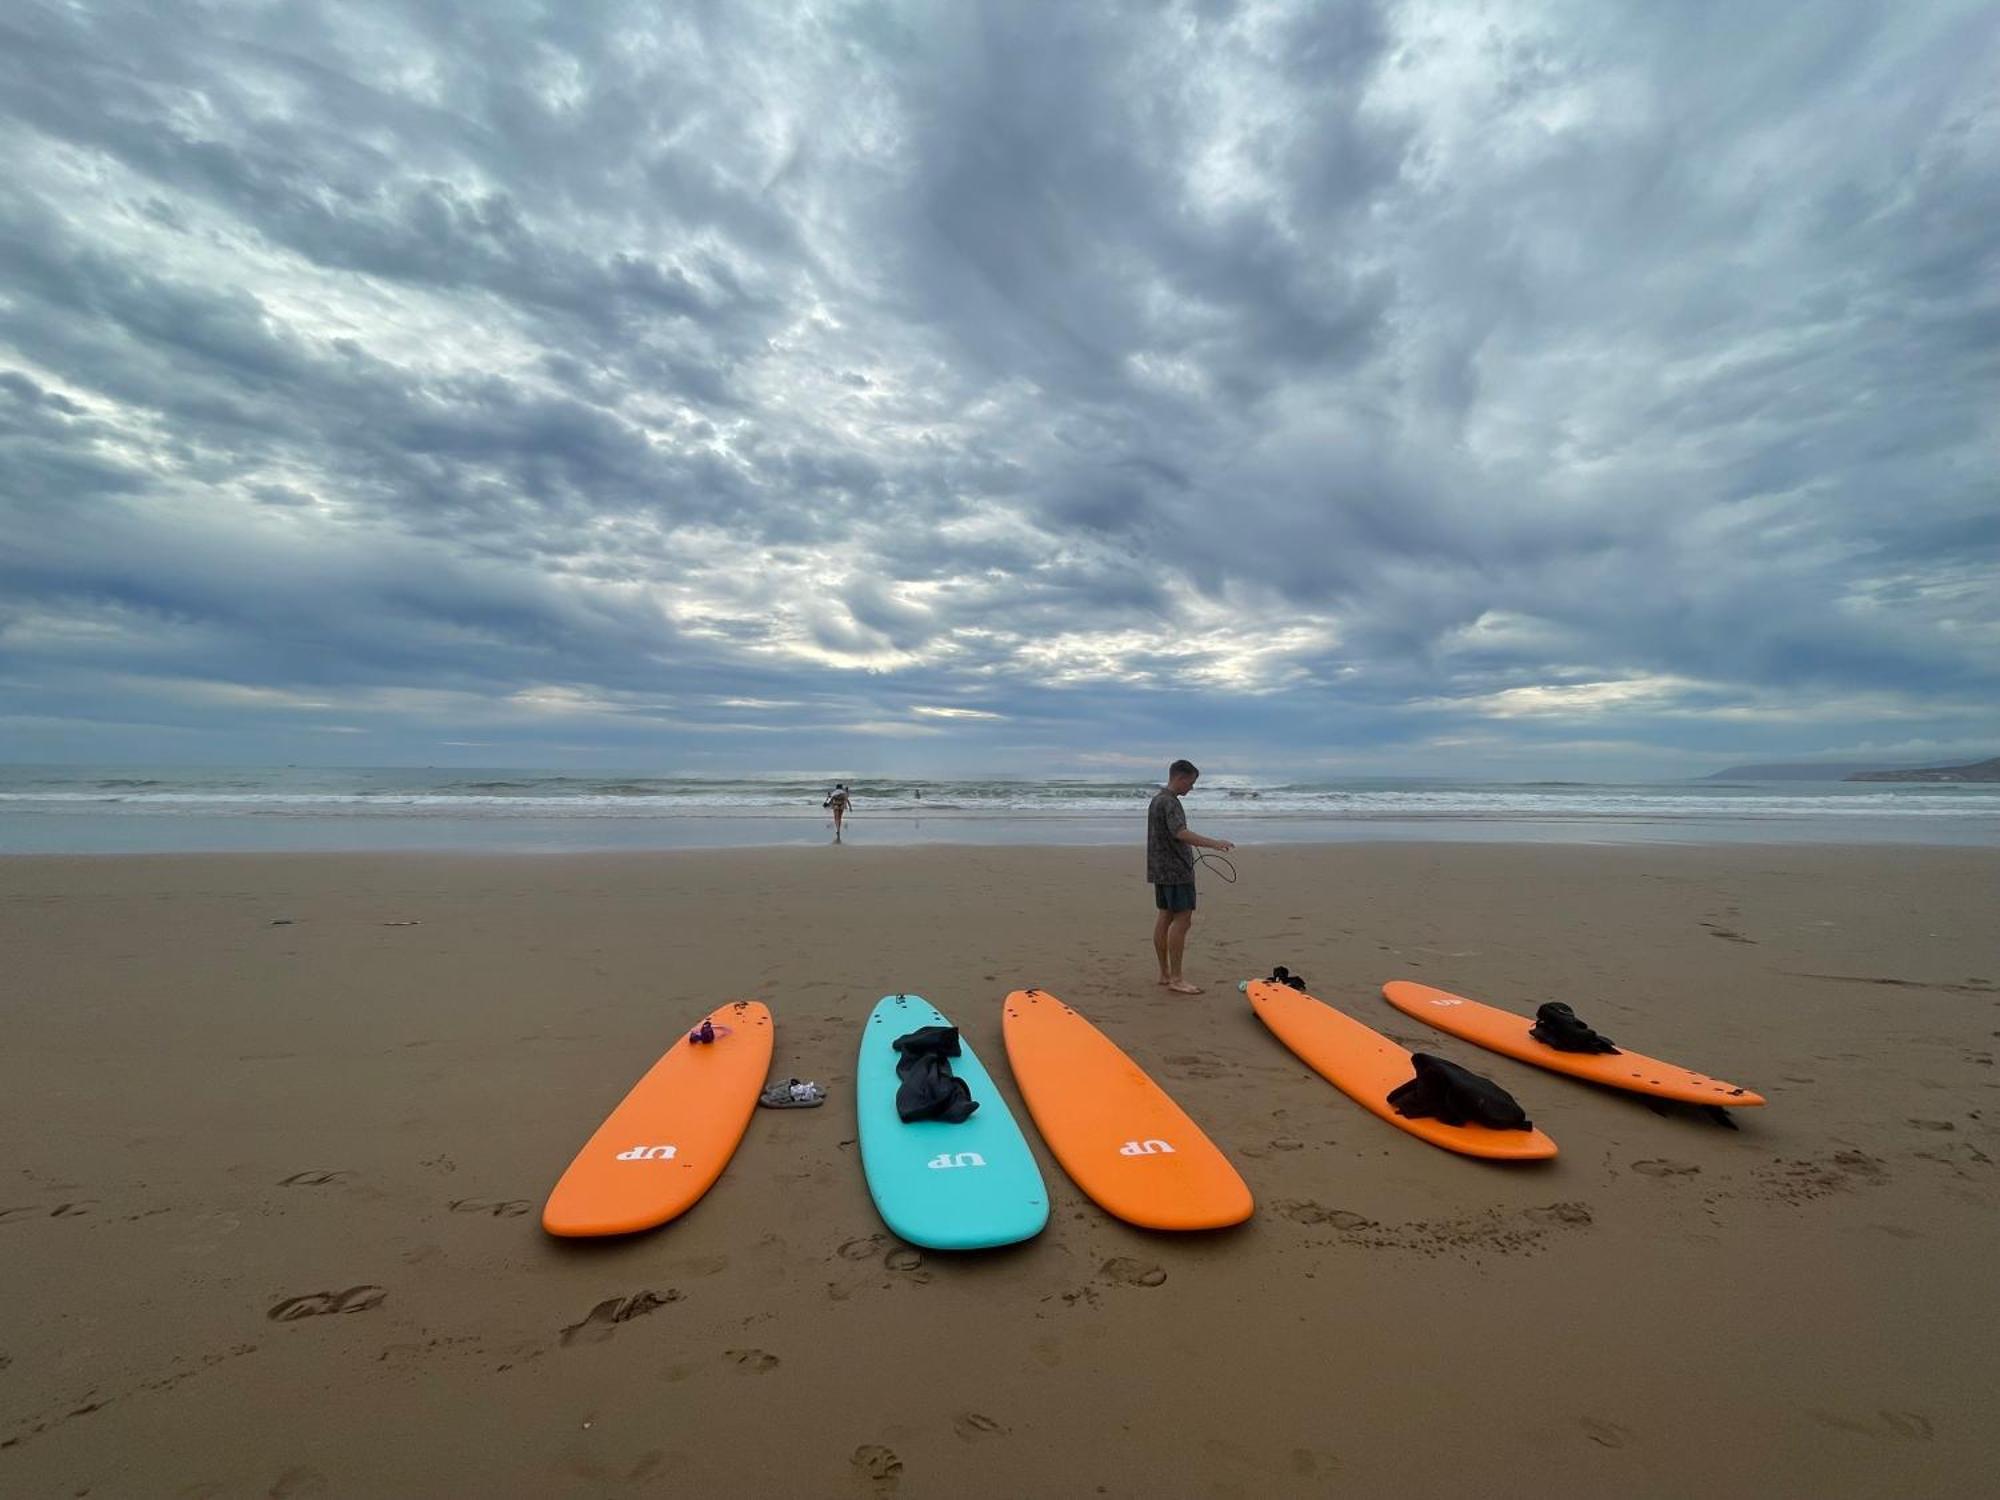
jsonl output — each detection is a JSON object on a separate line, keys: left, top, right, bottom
{"left": 724, "top": 1348, "right": 780, "bottom": 1373}
{"left": 0, "top": 1202, "right": 98, "bottom": 1224}
{"left": 1099, "top": 1256, "right": 1168, "bottom": 1288}
{"left": 1579, "top": 1417, "right": 1631, "bottom": 1448}
{"left": 671, "top": 1253, "right": 730, "bottom": 1277}
{"left": 1878, "top": 1410, "right": 1934, "bottom": 1440}
{"left": 1700, "top": 923, "right": 1756, "bottom": 944}
{"left": 268, "top": 1285, "right": 386, "bottom": 1322}
{"left": 266, "top": 1467, "right": 330, "bottom": 1498}
{"left": 1277, "top": 1199, "right": 1375, "bottom": 1230}
{"left": 838, "top": 1234, "right": 885, "bottom": 1262}
{"left": 1812, "top": 1409, "right": 1934, "bottom": 1440}
{"left": 1320, "top": 1209, "right": 1375, "bottom": 1232}
{"left": 1758, "top": 1152, "right": 1892, "bottom": 1204}
{"left": 884, "top": 1247, "right": 925, "bottom": 1275}
{"left": 1906, "top": 1119, "right": 1955, "bottom": 1132}
{"left": 448, "top": 1198, "right": 531, "bottom": 1217}
{"left": 278, "top": 1171, "right": 350, "bottom": 1187}
{"left": 1525, "top": 1202, "right": 1593, "bottom": 1226}
{"left": 1631, "top": 1160, "right": 1701, "bottom": 1178}
{"left": 559, "top": 1290, "right": 681, "bottom": 1347}
{"left": 850, "top": 1443, "right": 903, "bottom": 1493}
{"left": 1915, "top": 1142, "right": 1993, "bottom": 1171}
{"left": 564, "top": 1448, "right": 669, "bottom": 1485}
{"left": 953, "top": 1412, "right": 1007, "bottom": 1441}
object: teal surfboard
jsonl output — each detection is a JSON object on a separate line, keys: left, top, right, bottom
{"left": 856, "top": 995, "right": 1048, "bottom": 1251}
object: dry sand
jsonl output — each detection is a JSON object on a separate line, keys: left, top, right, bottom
{"left": 2, "top": 842, "right": 1996, "bottom": 1498}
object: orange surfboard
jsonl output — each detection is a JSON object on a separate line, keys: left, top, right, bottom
{"left": 1003, "top": 989, "right": 1252, "bottom": 1229}
{"left": 1246, "top": 980, "right": 1557, "bottom": 1160}
{"left": 543, "top": 1001, "right": 774, "bottom": 1237}
{"left": 1383, "top": 981, "right": 1765, "bottom": 1108}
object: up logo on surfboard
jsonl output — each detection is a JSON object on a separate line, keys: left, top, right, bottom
{"left": 615, "top": 1144, "right": 679, "bottom": 1162}
{"left": 1118, "top": 1138, "right": 1177, "bottom": 1156}
{"left": 926, "top": 1151, "right": 987, "bottom": 1170}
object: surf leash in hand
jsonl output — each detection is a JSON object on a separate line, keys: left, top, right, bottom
{"left": 1194, "top": 850, "right": 1237, "bottom": 883}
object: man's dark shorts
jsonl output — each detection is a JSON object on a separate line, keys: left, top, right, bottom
{"left": 1153, "top": 882, "right": 1197, "bottom": 913}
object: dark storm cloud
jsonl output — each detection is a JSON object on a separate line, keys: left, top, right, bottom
{"left": 1, "top": 0, "right": 1995, "bottom": 773}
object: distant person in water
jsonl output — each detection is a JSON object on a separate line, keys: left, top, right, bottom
{"left": 1147, "top": 759, "right": 1233, "bottom": 994}
{"left": 824, "top": 783, "right": 850, "bottom": 841}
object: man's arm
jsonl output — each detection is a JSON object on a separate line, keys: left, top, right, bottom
{"left": 1176, "top": 828, "right": 1235, "bottom": 853}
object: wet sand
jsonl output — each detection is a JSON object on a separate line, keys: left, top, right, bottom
{"left": 2, "top": 843, "right": 1995, "bottom": 1497}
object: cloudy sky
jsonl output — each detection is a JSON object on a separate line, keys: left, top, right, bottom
{"left": 2, "top": 0, "right": 1995, "bottom": 779}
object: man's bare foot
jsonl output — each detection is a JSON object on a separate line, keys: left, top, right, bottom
{"left": 1157, "top": 975, "right": 1174, "bottom": 987}
{"left": 1165, "top": 979, "right": 1203, "bottom": 995}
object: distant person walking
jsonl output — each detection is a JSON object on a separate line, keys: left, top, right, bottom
{"left": 1147, "top": 759, "right": 1233, "bottom": 994}
{"left": 824, "top": 783, "right": 851, "bottom": 841}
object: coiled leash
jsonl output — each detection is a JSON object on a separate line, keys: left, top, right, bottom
{"left": 1193, "top": 850, "right": 1237, "bottom": 883}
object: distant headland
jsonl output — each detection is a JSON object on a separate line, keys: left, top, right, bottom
{"left": 1702, "top": 757, "right": 2000, "bottom": 782}
{"left": 1846, "top": 757, "right": 2000, "bottom": 783}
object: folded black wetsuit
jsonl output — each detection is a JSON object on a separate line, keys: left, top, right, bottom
{"left": 892, "top": 1025, "right": 980, "bottom": 1124}
{"left": 1529, "top": 1001, "right": 1620, "bottom": 1054}
{"left": 1387, "top": 1052, "right": 1532, "bottom": 1131}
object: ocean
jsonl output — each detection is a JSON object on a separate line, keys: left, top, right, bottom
{"left": 3, "top": 765, "right": 1997, "bottom": 853}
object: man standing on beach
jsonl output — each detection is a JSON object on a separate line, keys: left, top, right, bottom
{"left": 1148, "top": 759, "right": 1233, "bottom": 995}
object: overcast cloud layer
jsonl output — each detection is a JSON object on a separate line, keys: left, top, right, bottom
{"left": 2, "top": 0, "right": 1996, "bottom": 778}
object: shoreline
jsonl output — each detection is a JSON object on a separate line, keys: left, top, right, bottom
{"left": 4, "top": 842, "right": 1994, "bottom": 1496}
{"left": 6, "top": 808, "right": 1999, "bottom": 856}
{"left": 5, "top": 826, "right": 2000, "bottom": 864}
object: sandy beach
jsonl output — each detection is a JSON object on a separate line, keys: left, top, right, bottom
{"left": 2, "top": 841, "right": 1995, "bottom": 1498}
